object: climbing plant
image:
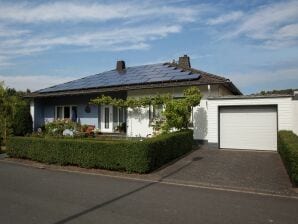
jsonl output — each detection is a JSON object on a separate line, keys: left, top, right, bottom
{"left": 90, "top": 86, "right": 202, "bottom": 132}
{"left": 90, "top": 94, "right": 172, "bottom": 108}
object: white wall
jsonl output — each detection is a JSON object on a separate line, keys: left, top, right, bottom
{"left": 30, "top": 100, "right": 34, "bottom": 130}
{"left": 30, "top": 99, "right": 45, "bottom": 130}
{"left": 127, "top": 87, "right": 185, "bottom": 137}
{"left": 193, "top": 99, "right": 208, "bottom": 140}
{"left": 207, "top": 97, "right": 294, "bottom": 145}
{"left": 127, "top": 84, "right": 232, "bottom": 138}
{"left": 293, "top": 100, "right": 298, "bottom": 135}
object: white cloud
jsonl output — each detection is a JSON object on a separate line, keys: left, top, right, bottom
{"left": 0, "top": 55, "right": 12, "bottom": 67}
{"left": 0, "top": 25, "right": 181, "bottom": 65}
{"left": 0, "top": 1, "right": 200, "bottom": 67}
{"left": 232, "top": 1, "right": 298, "bottom": 37}
{"left": 0, "top": 1, "right": 198, "bottom": 23}
{"left": 275, "top": 23, "right": 298, "bottom": 39}
{"left": 219, "top": 1, "right": 298, "bottom": 48}
{"left": 20, "top": 25, "right": 181, "bottom": 48}
{"left": 0, "top": 75, "right": 75, "bottom": 91}
{"left": 207, "top": 11, "right": 243, "bottom": 25}
{"left": 0, "top": 25, "right": 30, "bottom": 37}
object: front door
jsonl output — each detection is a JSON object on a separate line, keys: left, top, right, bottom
{"left": 101, "top": 105, "right": 113, "bottom": 132}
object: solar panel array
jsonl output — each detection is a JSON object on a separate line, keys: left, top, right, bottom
{"left": 37, "top": 63, "right": 200, "bottom": 93}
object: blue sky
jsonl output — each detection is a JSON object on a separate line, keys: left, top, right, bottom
{"left": 0, "top": 0, "right": 297, "bottom": 94}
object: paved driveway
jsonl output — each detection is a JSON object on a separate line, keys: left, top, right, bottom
{"left": 153, "top": 148, "right": 296, "bottom": 196}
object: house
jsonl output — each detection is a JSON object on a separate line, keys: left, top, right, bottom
{"left": 27, "top": 55, "right": 298, "bottom": 151}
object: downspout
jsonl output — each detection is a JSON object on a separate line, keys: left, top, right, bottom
{"left": 30, "top": 100, "right": 35, "bottom": 131}
{"left": 208, "top": 84, "right": 211, "bottom": 97}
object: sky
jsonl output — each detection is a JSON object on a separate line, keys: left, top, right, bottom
{"left": 0, "top": 0, "right": 298, "bottom": 94}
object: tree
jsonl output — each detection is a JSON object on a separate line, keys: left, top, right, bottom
{"left": 0, "top": 82, "right": 32, "bottom": 143}
{"left": 161, "top": 87, "right": 202, "bottom": 131}
{"left": 0, "top": 82, "right": 15, "bottom": 143}
{"left": 12, "top": 103, "right": 33, "bottom": 136}
{"left": 256, "top": 89, "right": 298, "bottom": 96}
{"left": 162, "top": 99, "right": 190, "bottom": 131}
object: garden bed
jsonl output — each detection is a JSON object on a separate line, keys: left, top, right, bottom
{"left": 278, "top": 131, "right": 298, "bottom": 186}
{"left": 7, "top": 130, "right": 193, "bottom": 173}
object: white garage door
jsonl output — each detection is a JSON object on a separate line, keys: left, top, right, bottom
{"left": 219, "top": 106, "right": 277, "bottom": 151}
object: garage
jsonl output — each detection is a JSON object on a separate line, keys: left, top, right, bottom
{"left": 219, "top": 106, "right": 277, "bottom": 151}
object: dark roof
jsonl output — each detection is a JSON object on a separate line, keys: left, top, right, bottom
{"left": 29, "top": 62, "right": 242, "bottom": 97}
{"left": 37, "top": 63, "right": 199, "bottom": 93}
{"left": 166, "top": 62, "right": 228, "bottom": 84}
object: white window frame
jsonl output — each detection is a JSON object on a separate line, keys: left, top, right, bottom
{"left": 149, "top": 104, "right": 164, "bottom": 125}
{"left": 55, "top": 105, "right": 78, "bottom": 121}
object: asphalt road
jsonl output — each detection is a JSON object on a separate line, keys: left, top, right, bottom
{"left": 0, "top": 161, "right": 298, "bottom": 224}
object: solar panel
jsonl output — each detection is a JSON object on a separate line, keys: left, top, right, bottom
{"left": 37, "top": 63, "right": 200, "bottom": 93}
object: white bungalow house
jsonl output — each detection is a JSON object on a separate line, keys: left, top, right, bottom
{"left": 27, "top": 55, "right": 298, "bottom": 151}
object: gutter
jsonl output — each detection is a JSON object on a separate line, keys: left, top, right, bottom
{"left": 25, "top": 80, "right": 236, "bottom": 98}
{"left": 208, "top": 94, "right": 293, "bottom": 100}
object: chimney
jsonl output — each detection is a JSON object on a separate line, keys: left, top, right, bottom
{"left": 116, "top": 60, "right": 126, "bottom": 73}
{"left": 178, "top": 55, "right": 191, "bottom": 68}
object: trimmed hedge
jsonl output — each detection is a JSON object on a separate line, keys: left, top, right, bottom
{"left": 7, "top": 130, "right": 193, "bottom": 173}
{"left": 278, "top": 131, "right": 298, "bottom": 186}
{"left": 0, "top": 135, "right": 2, "bottom": 153}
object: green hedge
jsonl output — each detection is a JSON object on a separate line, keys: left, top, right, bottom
{"left": 278, "top": 131, "right": 298, "bottom": 186}
{"left": 0, "top": 135, "right": 2, "bottom": 153}
{"left": 7, "top": 130, "right": 193, "bottom": 173}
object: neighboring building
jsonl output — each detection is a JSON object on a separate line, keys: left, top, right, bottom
{"left": 27, "top": 55, "right": 298, "bottom": 151}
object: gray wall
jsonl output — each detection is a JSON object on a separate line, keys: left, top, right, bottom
{"left": 33, "top": 99, "right": 45, "bottom": 130}
{"left": 34, "top": 91, "right": 126, "bottom": 129}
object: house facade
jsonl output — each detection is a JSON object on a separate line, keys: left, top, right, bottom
{"left": 28, "top": 55, "right": 298, "bottom": 151}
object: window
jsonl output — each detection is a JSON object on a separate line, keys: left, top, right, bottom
{"left": 104, "top": 107, "right": 109, "bottom": 128}
{"left": 118, "top": 107, "right": 125, "bottom": 124}
{"left": 71, "top": 106, "right": 78, "bottom": 122}
{"left": 149, "top": 104, "right": 163, "bottom": 122}
{"left": 55, "top": 105, "right": 77, "bottom": 121}
{"left": 64, "top": 106, "right": 70, "bottom": 119}
{"left": 153, "top": 104, "right": 163, "bottom": 118}
{"left": 56, "top": 106, "right": 63, "bottom": 119}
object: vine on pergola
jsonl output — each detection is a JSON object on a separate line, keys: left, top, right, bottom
{"left": 90, "top": 86, "right": 202, "bottom": 132}
{"left": 90, "top": 94, "right": 172, "bottom": 108}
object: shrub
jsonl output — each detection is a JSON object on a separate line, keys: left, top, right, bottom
{"left": 12, "top": 104, "right": 33, "bottom": 136}
{"left": 278, "top": 131, "right": 298, "bottom": 186}
{"left": 45, "top": 120, "right": 80, "bottom": 137}
{"left": 7, "top": 130, "right": 193, "bottom": 173}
